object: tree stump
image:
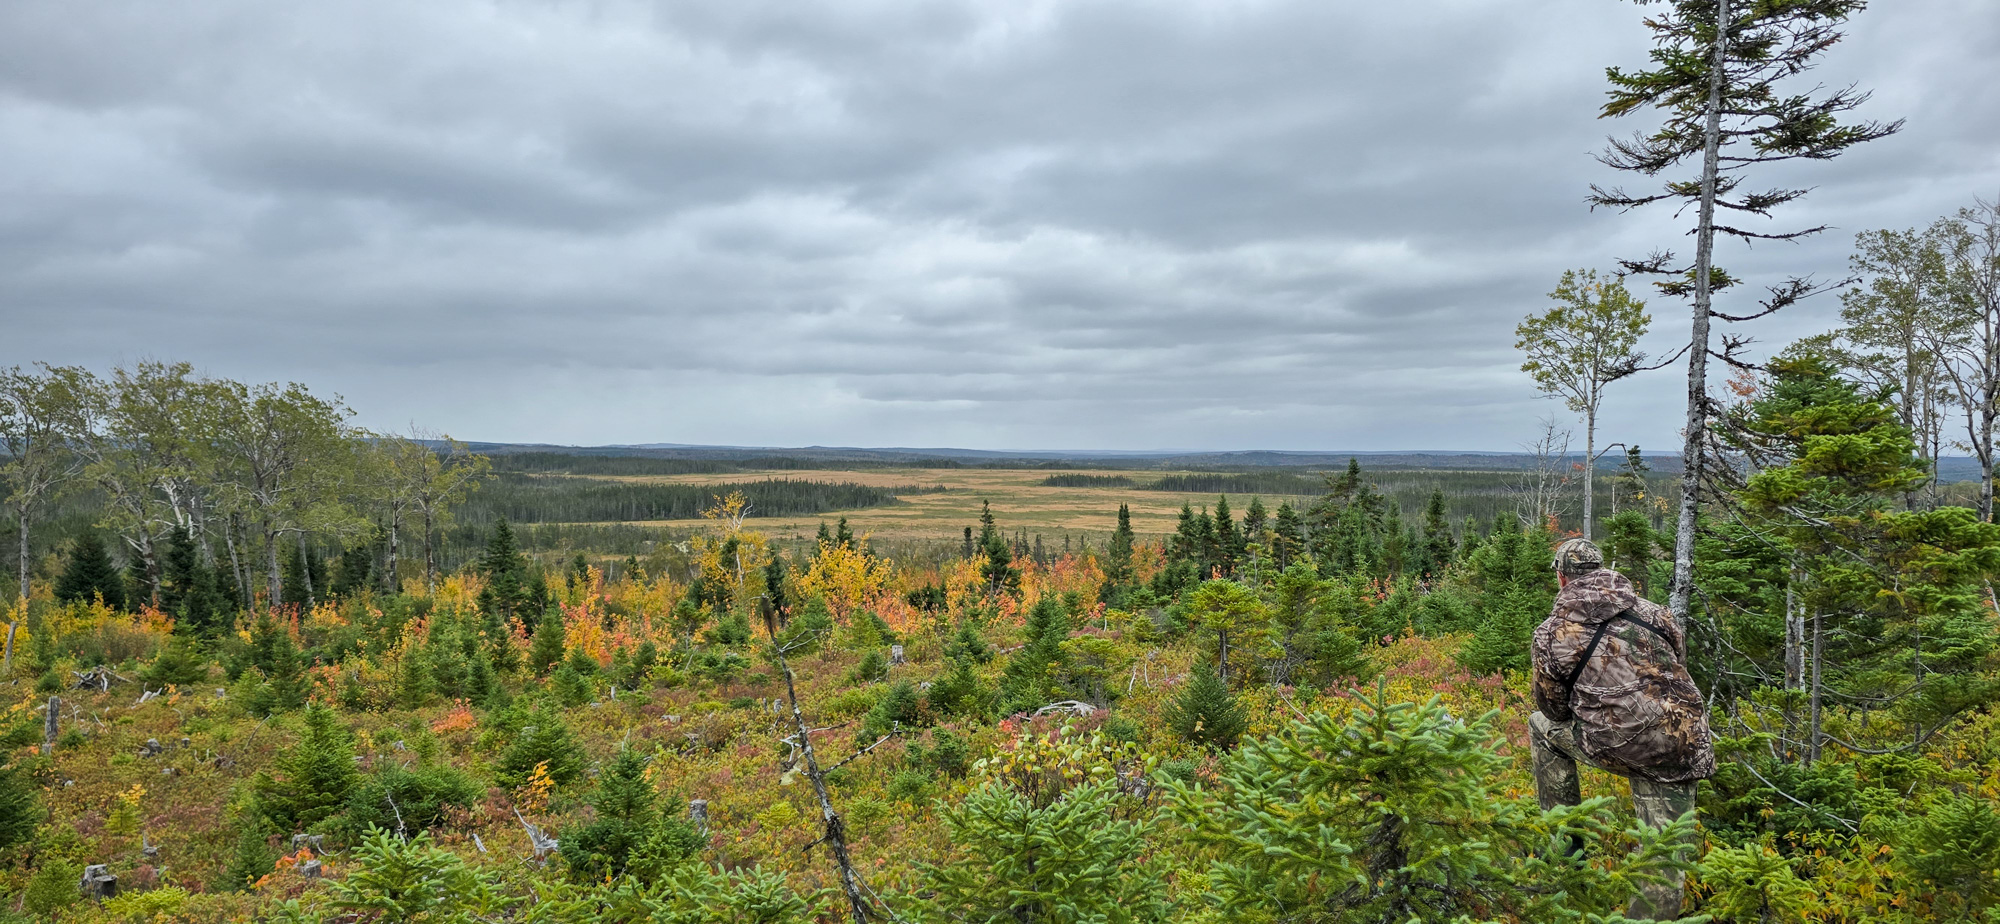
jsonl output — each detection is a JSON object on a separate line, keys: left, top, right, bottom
{"left": 79, "top": 865, "right": 117, "bottom": 901}
{"left": 43, "top": 696, "right": 58, "bottom": 751}
{"left": 890, "top": 645, "right": 905, "bottom": 666}
{"left": 290, "top": 834, "right": 325, "bottom": 857}
{"left": 689, "top": 799, "right": 709, "bottom": 835}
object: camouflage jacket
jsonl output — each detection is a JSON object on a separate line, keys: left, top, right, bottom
{"left": 1531, "top": 569, "right": 1716, "bottom": 783}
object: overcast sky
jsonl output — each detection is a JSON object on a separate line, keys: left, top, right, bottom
{"left": 3, "top": 1, "right": 1995, "bottom": 452}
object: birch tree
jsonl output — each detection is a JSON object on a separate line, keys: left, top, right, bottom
{"left": 1592, "top": 0, "right": 1902, "bottom": 622}
{"left": 384, "top": 431, "right": 490, "bottom": 593}
{"left": 88, "top": 362, "right": 236, "bottom": 606}
{"left": 212, "top": 381, "right": 357, "bottom": 604}
{"left": 0, "top": 364, "right": 99, "bottom": 674}
{"left": 1835, "top": 227, "right": 1952, "bottom": 509}
{"left": 1516, "top": 269, "right": 1650, "bottom": 540}
{"left": 1930, "top": 198, "right": 2000, "bottom": 522}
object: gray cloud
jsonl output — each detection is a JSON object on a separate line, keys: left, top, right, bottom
{"left": 3, "top": 0, "right": 1996, "bottom": 451}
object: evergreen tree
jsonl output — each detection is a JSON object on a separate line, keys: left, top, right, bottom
{"left": 944, "top": 621, "right": 994, "bottom": 665}
{"left": 330, "top": 531, "right": 378, "bottom": 598}
{"left": 398, "top": 646, "right": 434, "bottom": 709}
{"left": 1603, "top": 509, "right": 1659, "bottom": 596}
{"left": 1457, "top": 515, "right": 1485, "bottom": 559}
{"left": 1379, "top": 503, "right": 1409, "bottom": 577}
{"left": 1169, "top": 503, "right": 1197, "bottom": 564}
{"left": 1721, "top": 352, "right": 2000, "bottom": 760}
{"left": 161, "top": 524, "right": 200, "bottom": 615}
{"left": 979, "top": 501, "right": 1021, "bottom": 601}
{"left": 859, "top": 679, "right": 922, "bottom": 740}
{"left": 141, "top": 634, "right": 209, "bottom": 687}
{"left": 923, "top": 776, "right": 1167, "bottom": 924}
{"left": 1457, "top": 518, "right": 1557, "bottom": 675}
{"left": 279, "top": 540, "right": 305, "bottom": 608}
{"left": 55, "top": 532, "right": 125, "bottom": 610}
{"left": 177, "top": 560, "right": 229, "bottom": 636}
{"left": 1242, "top": 496, "right": 1268, "bottom": 548}
{"left": 224, "top": 824, "right": 276, "bottom": 891}
{"left": 244, "top": 613, "right": 311, "bottom": 715}
{"left": 254, "top": 702, "right": 358, "bottom": 833}
{"left": 529, "top": 609, "right": 566, "bottom": 677}
{"left": 1100, "top": 504, "right": 1136, "bottom": 606}
{"left": 1272, "top": 502, "right": 1305, "bottom": 570}
{"left": 1191, "top": 508, "right": 1218, "bottom": 574}
{"left": 552, "top": 662, "right": 592, "bottom": 707}
{"left": 563, "top": 748, "right": 701, "bottom": 883}
{"left": 761, "top": 554, "right": 790, "bottom": 628}
{"left": 1267, "top": 562, "right": 1370, "bottom": 687}
{"left": 1595, "top": 0, "right": 1902, "bottom": 622}
{"left": 476, "top": 517, "right": 529, "bottom": 627}
{"left": 1185, "top": 579, "right": 1270, "bottom": 684}
{"left": 1165, "top": 663, "right": 1246, "bottom": 751}
{"left": 1419, "top": 489, "right": 1455, "bottom": 579}
{"left": 498, "top": 708, "right": 586, "bottom": 787}
{"left": 0, "top": 763, "right": 40, "bottom": 851}
{"left": 929, "top": 656, "right": 997, "bottom": 721}
{"left": 1214, "top": 495, "right": 1241, "bottom": 576}
{"left": 1000, "top": 595, "right": 1072, "bottom": 712}
{"left": 1167, "top": 686, "right": 1697, "bottom": 921}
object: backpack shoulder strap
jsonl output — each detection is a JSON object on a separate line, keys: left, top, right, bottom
{"left": 1560, "top": 608, "right": 1633, "bottom": 694}
{"left": 1614, "top": 610, "right": 1674, "bottom": 646}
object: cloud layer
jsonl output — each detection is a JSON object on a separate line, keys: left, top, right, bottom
{"left": 4, "top": 0, "right": 1996, "bottom": 450}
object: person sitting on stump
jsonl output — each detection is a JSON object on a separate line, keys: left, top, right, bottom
{"left": 1530, "top": 538, "right": 1715, "bottom": 920}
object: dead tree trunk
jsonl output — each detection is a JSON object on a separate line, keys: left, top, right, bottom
{"left": 775, "top": 641, "right": 873, "bottom": 924}
{"left": 1667, "top": 0, "right": 1729, "bottom": 627}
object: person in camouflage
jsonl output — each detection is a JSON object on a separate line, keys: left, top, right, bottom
{"left": 1530, "top": 538, "right": 1714, "bottom": 920}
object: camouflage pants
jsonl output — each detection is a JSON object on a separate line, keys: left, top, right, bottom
{"left": 1530, "top": 711, "right": 1696, "bottom": 921}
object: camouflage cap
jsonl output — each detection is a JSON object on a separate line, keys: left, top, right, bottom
{"left": 1552, "top": 538, "right": 1604, "bottom": 575}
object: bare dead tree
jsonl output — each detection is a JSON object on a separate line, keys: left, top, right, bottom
{"left": 1514, "top": 416, "right": 1575, "bottom": 530}
{"left": 770, "top": 629, "right": 886, "bottom": 924}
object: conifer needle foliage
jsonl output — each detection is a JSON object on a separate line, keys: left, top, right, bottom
{"left": 1167, "top": 684, "right": 1699, "bottom": 923}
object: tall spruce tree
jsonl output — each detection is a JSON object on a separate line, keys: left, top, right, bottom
{"left": 1721, "top": 352, "right": 2000, "bottom": 763}
{"left": 1242, "top": 496, "right": 1268, "bottom": 551}
{"left": 978, "top": 501, "right": 1021, "bottom": 602}
{"left": 1213, "top": 495, "right": 1241, "bottom": 576}
{"left": 55, "top": 532, "right": 125, "bottom": 611}
{"left": 1419, "top": 489, "right": 1454, "bottom": 579}
{"left": 1272, "top": 502, "right": 1304, "bottom": 570}
{"left": 529, "top": 609, "right": 566, "bottom": 677}
{"left": 1593, "top": 0, "right": 1902, "bottom": 622}
{"left": 477, "top": 517, "right": 529, "bottom": 628}
{"left": 1100, "top": 504, "right": 1136, "bottom": 607}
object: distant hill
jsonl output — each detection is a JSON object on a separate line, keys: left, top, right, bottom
{"left": 436, "top": 441, "right": 2000, "bottom": 482}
